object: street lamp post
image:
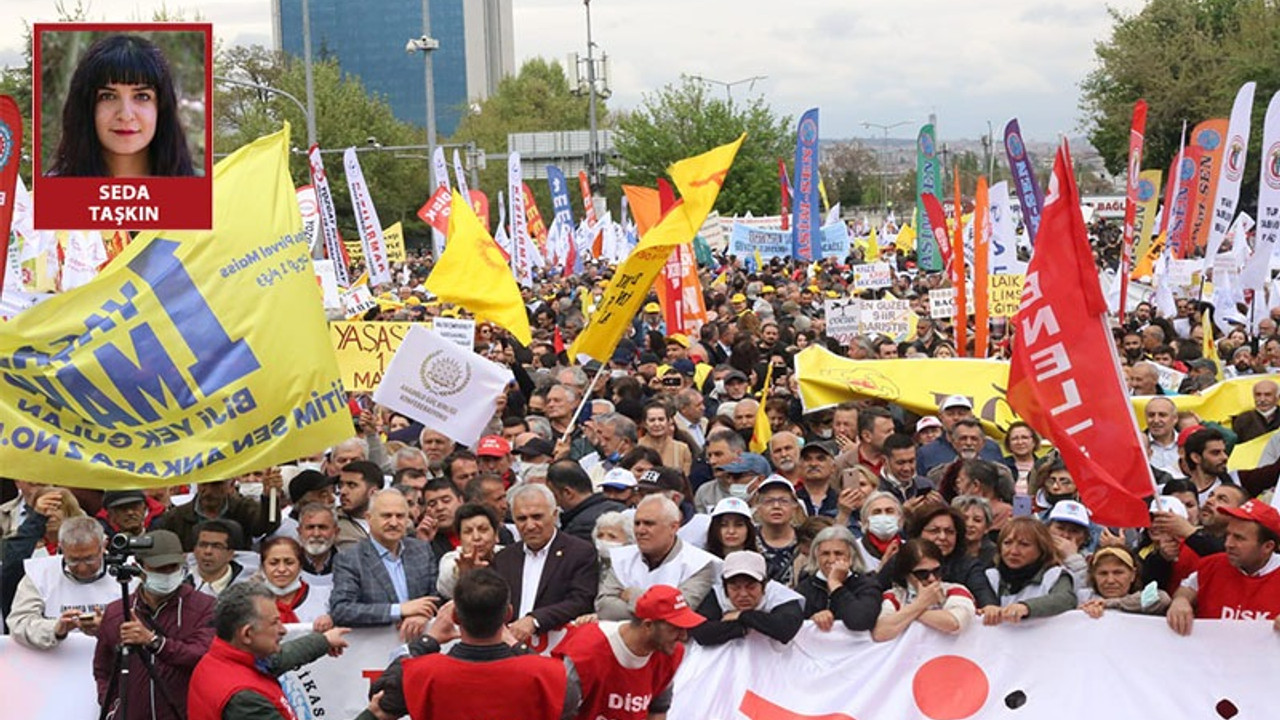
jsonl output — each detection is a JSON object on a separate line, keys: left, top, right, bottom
{"left": 407, "top": 0, "right": 440, "bottom": 188}
{"left": 862, "top": 119, "right": 911, "bottom": 209}
{"left": 215, "top": 75, "right": 313, "bottom": 142}
{"left": 688, "top": 74, "right": 768, "bottom": 103}
{"left": 584, "top": 0, "right": 601, "bottom": 198}
{"left": 301, "top": 0, "right": 317, "bottom": 146}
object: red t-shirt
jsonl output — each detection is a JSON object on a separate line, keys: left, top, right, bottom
{"left": 1194, "top": 554, "right": 1280, "bottom": 620}
{"left": 554, "top": 622, "right": 683, "bottom": 720}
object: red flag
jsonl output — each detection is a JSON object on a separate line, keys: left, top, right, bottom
{"left": 973, "top": 177, "right": 990, "bottom": 358}
{"left": 920, "top": 193, "right": 953, "bottom": 271}
{"left": 1118, "top": 99, "right": 1148, "bottom": 323}
{"left": 417, "top": 185, "right": 453, "bottom": 235}
{"left": 778, "top": 158, "right": 792, "bottom": 231}
{"left": 1008, "top": 140, "right": 1156, "bottom": 528}
{"left": 553, "top": 326, "right": 565, "bottom": 355}
{"left": 0, "top": 96, "right": 22, "bottom": 296}
{"left": 468, "top": 190, "right": 490, "bottom": 233}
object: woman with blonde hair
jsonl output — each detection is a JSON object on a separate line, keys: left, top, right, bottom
{"left": 979, "top": 517, "right": 1076, "bottom": 625}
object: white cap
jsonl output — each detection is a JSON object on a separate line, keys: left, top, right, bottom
{"left": 1150, "top": 495, "right": 1189, "bottom": 519}
{"left": 711, "top": 496, "right": 752, "bottom": 519}
{"left": 916, "top": 416, "right": 943, "bottom": 433}
{"left": 721, "top": 550, "right": 767, "bottom": 582}
{"left": 1048, "top": 500, "right": 1091, "bottom": 528}
{"left": 940, "top": 394, "right": 974, "bottom": 411}
{"left": 754, "top": 474, "right": 796, "bottom": 497}
{"left": 600, "top": 468, "right": 637, "bottom": 489}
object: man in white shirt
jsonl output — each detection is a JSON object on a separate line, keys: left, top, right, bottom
{"left": 1145, "top": 396, "right": 1181, "bottom": 477}
{"left": 8, "top": 517, "right": 121, "bottom": 650}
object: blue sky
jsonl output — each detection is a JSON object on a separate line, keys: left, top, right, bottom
{"left": 1, "top": 0, "right": 1149, "bottom": 142}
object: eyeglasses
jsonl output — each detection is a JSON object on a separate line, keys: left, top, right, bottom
{"left": 910, "top": 567, "right": 943, "bottom": 582}
{"left": 758, "top": 497, "right": 795, "bottom": 507}
{"left": 1044, "top": 476, "right": 1075, "bottom": 489}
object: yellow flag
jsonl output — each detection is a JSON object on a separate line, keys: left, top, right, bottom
{"left": 754, "top": 249, "right": 764, "bottom": 270}
{"left": 0, "top": 127, "right": 352, "bottom": 489}
{"left": 427, "top": 192, "right": 532, "bottom": 346}
{"left": 383, "top": 221, "right": 406, "bottom": 263}
{"left": 865, "top": 224, "right": 880, "bottom": 261}
{"left": 818, "top": 177, "right": 831, "bottom": 213}
{"left": 1203, "top": 308, "right": 1224, "bottom": 382}
{"left": 895, "top": 222, "right": 916, "bottom": 253}
{"left": 1131, "top": 169, "right": 1162, "bottom": 261}
{"left": 1131, "top": 232, "right": 1166, "bottom": 280}
{"left": 750, "top": 363, "right": 774, "bottom": 453}
{"left": 571, "top": 135, "right": 744, "bottom": 362}
{"left": 711, "top": 270, "right": 728, "bottom": 288}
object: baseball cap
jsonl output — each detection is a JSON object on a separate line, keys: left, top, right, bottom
{"left": 1218, "top": 499, "right": 1280, "bottom": 537}
{"left": 915, "top": 416, "right": 943, "bottom": 433}
{"left": 600, "top": 468, "right": 638, "bottom": 490}
{"left": 1048, "top": 500, "right": 1091, "bottom": 529}
{"left": 731, "top": 293, "right": 747, "bottom": 303}
{"left": 637, "top": 468, "right": 685, "bottom": 493}
{"left": 800, "top": 439, "right": 839, "bottom": 458}
{"left": 721, "top": 550, "right": 767, "bottom": 582}
{"left": 755, "top": 474, "right": 796, "bottom": 497}
{"left": 939, "top": 394, "right": 974, "bottom": 411}
{"left": 136, "top": 530, "right": 185, "bottom": 567}
{"left": 634, "top": 585, "right": 705, "bottom": 628}
{"left": 477, "top": 435, "right": 512, "bottom": 457}
{"left": 1150, "top": 495, "right": 1189, "bottom": 519}
{"left": 665, "top": 334, "right": 690, "bottom": 348}
{"left": 1177, "top": 425, "right": 1207, "bottom": 447}
{"left": 724, "top": 369, "right": 749, "bottom": 383}
{"left": 513, "top": 438, "right": 555, "bottom": 458}
{"left": 711, "top": 496, "right": 753, "bottom": 519}
{"left": 643, "top": 302, "right": 661, "bottom": 313}
{"left": 102, "top": 490, "right": 147, "bottom": 509}
{"left": 720, "top": 452, "right": 771, "bottom": 476}
{"left": 670, "top": 359, "right": 696, "bottom": 377}
{"left": 638, "top": 351, "right": 661, "bottom": 365}
{"left": 288, "top": 469, "right": 336, "bottom": 505}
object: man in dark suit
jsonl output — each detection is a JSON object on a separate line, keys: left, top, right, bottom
{"left": 492, "top": 483, "right": 599, "bottom": 644}
{"left": 1232, "top": 379, "right": 1280, "bottom": 443}
{"left": 329, "top": 489, "right": 440, "bottom": 639}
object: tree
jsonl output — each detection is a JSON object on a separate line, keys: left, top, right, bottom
{"left": 1080, "top": 0, "right": 1280, "bottom": 193}
{"left": 613, "top": 76, "right": 793, "bottom": 217}
{"left": 215, "top": 46, "right": 432, "bottom": 249}
{"left": 821, "top": 141, "right": 878, "bottom": 209}
{"left": 448, "top": 58, "right": 596, "bottom": 216}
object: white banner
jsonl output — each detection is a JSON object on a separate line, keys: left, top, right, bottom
{"left": 373, "top": 326, "right": 513, "bottom": 447}
{"left": 669, "top": 614, "right": 1277, "bottom": 720}
{"left": 343, "top": 148, "right": 392, "bottom": 286}
{"left": 433, "top": 317, "right": 476, "bottom": 352}
{"left": 823, "top": 297, "right": 862, "bottom": 343}
{"left": 1206, "top": 82, "right": 1256, "bottom": 262}
{"left": 430, "top": 147, "right": 451, "bottom": 260}
{"left": 853, "top": 261, "right": 893, "bottom": 291}
{"left": 452, "top": 147, "right": 471, "bottom": 199}
{"left": 989, "top": 181, "right": 1026, "bottom": 275}
{"left": 3, "top": 617, "right": 1277, "bottom": 719}
{"left": 509, "top": 152, "right": 532, "bottom": 287}
{"left": 313, "top": 259, "right": 342, "bottom": 312}
{"left": 306, "top": 145, "right": 350, "bottom": 288}
{"left": 296, "top": 185, "right": 322, "bottom": 254}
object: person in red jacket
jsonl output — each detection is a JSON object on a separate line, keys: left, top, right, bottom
{"left": 187, "top": 582, "right": 351, "bottom": 720}
{"left": 1168, "top": 499, "right": 1280, "bottom": 635}
{"left": 554, "top": 585, "right": 704, "bottom": 720}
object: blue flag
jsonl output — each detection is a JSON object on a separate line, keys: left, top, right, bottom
{"left": 791, "top": 108, "right": 821, "bottom": 261}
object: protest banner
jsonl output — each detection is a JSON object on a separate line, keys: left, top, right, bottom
{"left": 929, "top": 287, "right": 955, "bottom": 320}
{"left": 860, "top": 298, "right": 912, "bottom": 340}
{"left": 916, "top": 123, "right": 943, "bottom": 270}
{"left": 342, "top": 223, "right": 406, "bottom": 264}
{"left": 306, "top": 145, "right": 349, "bottom": 287}
{"left": 313, "top": 259, "right": 341, "bottom": 312}
{"left": 0, "top": 128, "right": 351, "bottom": 489}
{"left": 340, "top": 284, "right": 377, "bottom": 319}
{"left": 823, "top": 297, "right": 862, "bottom": 343}
{"left": 433, "top": 317, "right": 476, "bottom": 352}
{"left": 343, "top": 148, "right": 391, "bottom": 286}
{"left": 1154, "top": 363, "right": 1187, "bottom": 395}
{"left": 987, "top": 273, "right": 1025, "bottom": 317}
{"left": 330, "top": 321, "right": 412, "bottom": 393}
{"left": 853, "top": 261, "right": 893, "bottom": 291}
{"left": 374, "top": 326, "right": 512, "bottom": 446}
{"left": 729, "top": 223, "right": 792, "bottom": 259}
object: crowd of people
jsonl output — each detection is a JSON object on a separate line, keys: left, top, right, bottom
{"left": 3, "top": 220, "right": 1280, "bottom": 719}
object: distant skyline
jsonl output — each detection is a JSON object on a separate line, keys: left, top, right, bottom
{"left": 0, "top": 0, "right": 1150, "bottom": 141}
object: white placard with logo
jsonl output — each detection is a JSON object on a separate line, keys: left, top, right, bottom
{"left": 823, "top": 297, "right": 862, "bottom": 342}
{"left": 853, "top": 261, "right": 894, "bottom": 291}
{"left": 373, "top": 326, "right": 513, "bottom": 446}
{"left": 432, "top": 317, "right": 476, "bottom": 352}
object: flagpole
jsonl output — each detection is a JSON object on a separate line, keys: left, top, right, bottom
{"left": 560, "top": 362, "right": 610, "bottom": 445}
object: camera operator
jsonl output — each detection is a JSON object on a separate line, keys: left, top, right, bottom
{"left": 94, "top": 530, "right": 215, "bottom": 720}
{"left": 8, "top": 517, "right": 120, "bottom": 650}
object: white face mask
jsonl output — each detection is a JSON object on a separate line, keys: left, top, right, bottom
{"left": 269, "top": 577, "right": 302, "bottom": 597}
{"left": 143, "top": 568, "right": 186, "bottom": 596}
{"left": 867, "top": 514, "right": 900, "bottom": 540}
{"left": 595, "top": 538, "right": 624, "bottom": 560}
{"left": 517, "top": 461, "right": 548, "bottom": 480}
{"left": 815, "top": 428, "right": 834, "bottom": 440}
{"left": 728, "top": 484, "right": 752, "bottom": 499}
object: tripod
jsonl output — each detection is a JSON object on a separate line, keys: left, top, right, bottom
{"left": 98, "top": 563, "right": 184, "bottom": 720}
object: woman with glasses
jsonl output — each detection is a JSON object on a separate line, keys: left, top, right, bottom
{"left": 872, "top": 539, "right": 976, "bottom": 641}
{"left": 879, "top": 503, "right": 999, "bottom": 607}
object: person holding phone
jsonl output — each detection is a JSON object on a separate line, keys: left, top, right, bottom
{"left": 49, "top": 34, "right": 196, "bottom": 178}
{"left": 8, "top": 517, "right": 120, "bottom": 650}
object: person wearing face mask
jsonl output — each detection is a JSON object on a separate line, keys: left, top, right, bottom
{"left": 694, "top": 452, "right": 770, "bottom": 511}
{"left": 593, "top": 511, "right": 635, "bottom": 567}
{"left": 512, "top": 437, "right": 556, "bottom": 483}
{"left": 9, "top": 517, "right": 121, "bottom": 650}
{"left": 93, "top": 529, "right": 216, "bottom": 720}
{"left": 256, "top": 537, "right": 334, "bottom": 631}
{"left": 856, "top": 492, "right": 904, "bottom": 573}
{"left": 589, "top": 413, "right": 638, "bottom": 480}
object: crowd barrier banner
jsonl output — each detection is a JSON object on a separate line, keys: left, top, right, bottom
{"left": 6, "top": 616, "right": 1275, "bottom": 719}
{"left": 0, "top": 128, "right": 352, "bottom": 489}
{"left": 669, "top": 614, "right": 1277, "bottom": 720}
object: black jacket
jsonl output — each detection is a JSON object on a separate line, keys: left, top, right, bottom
{"left": 690, "top": 590, "right": 804, "bottom": 646}
{"left": 876, "top": 549, "right": 998, "bottom": 608}
{"left": 559, "top": 494, "right": 626, "bottom": 544}
{"left": 796, "top": 571, "right": 881, "bottom": 631}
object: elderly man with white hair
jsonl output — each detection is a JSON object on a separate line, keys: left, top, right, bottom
{"left": 596, "top": 494, "right": 718, "bottom": 620}
{"left": 8, "top": 517, "right": 121, "bottom": 650}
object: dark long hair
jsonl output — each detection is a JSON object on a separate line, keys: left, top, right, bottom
{"left": 706, "top": 510, "right": 760, "bottom": 559}
{"left": 51, "top": 34, "right": 194, "bottom": 177}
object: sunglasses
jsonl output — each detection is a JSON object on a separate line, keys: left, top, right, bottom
{"left": 910, "top": 567, "right": 943, "bottom": 582}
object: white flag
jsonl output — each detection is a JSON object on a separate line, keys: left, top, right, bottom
{"left": 431, "top": 146, "right": 451, "bottom": 260}
{"left": 59, "top": 231, "right": 107, "bottom": 290}
{"left": 453, "top": 148, "right": 471, "bottom": 199}
{"left": 373, "top": 326, "right": 513, "bottom": 447}
{"left": 1206, "top": 82, "right": 1257, "bottom": 262}
{"left": 989, "top": 181, "right": 1025, "bottom": 274}
{"left": 307, "top": 146, "right": 349, "bottom": 287}
{"left": 1242, "top": 91, "right": 1280, "bottom": 313}
{"left": 296, "top": 185, "right": 322, "bottom": 254}
{"left": 342, "top": 147, "right": 392, "bottom": 286}
{"left": 508, "top": 152, "right": 532, "bottom": 287}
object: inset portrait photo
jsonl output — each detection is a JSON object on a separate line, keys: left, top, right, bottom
{"left": 33, "top": 23, "right": 213, "bottom": 231}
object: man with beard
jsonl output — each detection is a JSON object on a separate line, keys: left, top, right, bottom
{"left": 297, "top": 504, "right": 340, "bottom": 579}
{"left": 916, "top": 397, "right": 1003, "bottom": 474}
{"left": 768, "top": 432, "right": 803, "bottom": 486}
{"left": 1120, "top": 330, "right": 1144, "bottom": 363}
{"left": 336, "top": 461, "right": 382, "bottom": 550}
{"left": 1180, "top": 428, "right": 1231, "bottom": 502}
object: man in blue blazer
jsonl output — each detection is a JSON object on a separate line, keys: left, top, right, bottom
{"left": 330, "top": 489, "right": 440, "bottom": 638}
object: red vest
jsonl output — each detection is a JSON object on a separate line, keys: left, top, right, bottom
{"left": 401, "top": 652, "right": 567, "bottom": 720}
{"left": 553, "top": 623, "right": 683, "bottom": 720}
{"left": 187, "top": 638, "right": 297, "bottom": 720}
{"left": 1195, "top": 554, "right": 1280, "bottom": 620}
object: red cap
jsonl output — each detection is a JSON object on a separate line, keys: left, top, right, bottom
{"left": 634, "top": 585, "right": 705, "bottom": 629}
{"left": 476, "top": 435, "right": 511, "bottom": 457}
{"left": 1217, "top": 499, "right": 1280, "bottom": 538}
{"left": 1176, "top": 424, "right": 1206, "bottom": 447}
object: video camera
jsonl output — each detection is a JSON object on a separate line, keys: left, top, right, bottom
{"left": 104, "top": 532, "right": 153, "bottom": 581}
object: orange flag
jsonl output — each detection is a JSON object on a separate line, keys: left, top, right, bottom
{"left": 952, "top": 167, "right": 967, "bottom": 357}
{"left": 623, "top": 185, "right": 663, "bottom": 236}
{"left": 1187, "top": 118, "right": 1227, "bottom": 252}
{"left": 973, "top": 176, "right": 991, "bottom": 358}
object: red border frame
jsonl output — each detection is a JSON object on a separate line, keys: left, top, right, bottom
{"left": 32, "top": 22, "right": 214, "bottom": 231}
